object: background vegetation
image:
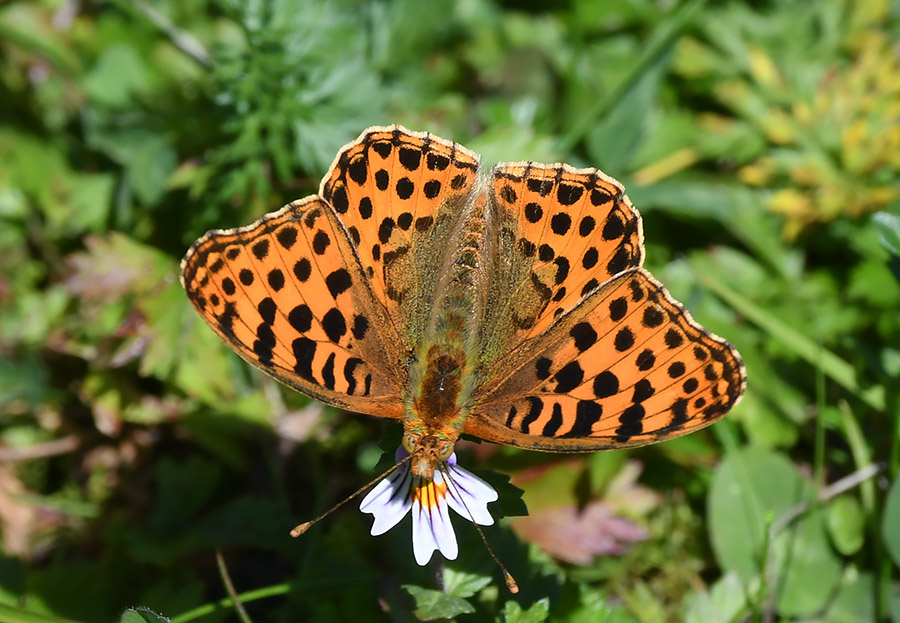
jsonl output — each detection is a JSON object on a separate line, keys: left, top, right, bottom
{"left": 2, "top": 0, "right": 900, "bottom": 621}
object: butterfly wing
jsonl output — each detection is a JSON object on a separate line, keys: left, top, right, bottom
{"left": 468, "top": 164, "right": 745, "bottom": 450}
{"left": 320, "top": 125, "right": 481, "bottom": 349}
{"left": 181, "top": 195, "right": 406, "bottom": 416}
{"left": 476, "top": 162, "right": 644, "bottom": 383}
{"left": 181, "top": 126, "right": 482, "bottom": 418}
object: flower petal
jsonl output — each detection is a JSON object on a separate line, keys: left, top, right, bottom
{"left": 429, "top": 472, "right": 459, "bottom": 561}
{"left": 444, "top": 464, "right": 497, "bottom": 526}
{"left": 411, "top": 474, "right": 458, "bottom": 565}
{"left": 360, "top": 466, "right": 412, "bottom": 536}
{"left": 358, "top": 447, "right": 498, "bottom": 565}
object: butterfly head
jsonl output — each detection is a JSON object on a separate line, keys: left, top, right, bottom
{"left": 402, "top": 430, "right": 455, "bottom": 480}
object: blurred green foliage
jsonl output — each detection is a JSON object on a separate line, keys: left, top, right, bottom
{"left": 1, "top": 0, "right": 899, "bottom": 621}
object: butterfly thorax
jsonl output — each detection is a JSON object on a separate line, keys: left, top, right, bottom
{"left": 402, "top": 191, "right": 490, "bottom": 479}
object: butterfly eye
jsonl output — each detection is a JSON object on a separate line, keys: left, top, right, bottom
{"left": 436, "top": 440, "right": 454, "bottom": 461}
{"left": 402, "top": 433, "right": 417, "bottom": 454}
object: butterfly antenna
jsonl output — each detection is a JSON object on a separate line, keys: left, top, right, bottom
{"left": 290, "top": 452, "right": 413, "bottom": 537}
{"left": 439, "top": 463, "right": 519, "bottom": 594}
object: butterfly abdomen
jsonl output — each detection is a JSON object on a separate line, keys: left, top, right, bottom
{"left": 412, "top": 346, "right": 465, "bottom": 427}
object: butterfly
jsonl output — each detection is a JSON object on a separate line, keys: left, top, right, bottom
{"left": 181, "top": 125, "right": 746, "bottom": 481}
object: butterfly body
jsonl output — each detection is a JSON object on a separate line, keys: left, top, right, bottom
{"left": 404, "top": 187, "right": 490, "bottom": 478}
{"left": 181, "top": 126, "right": 746, "bottom": 476}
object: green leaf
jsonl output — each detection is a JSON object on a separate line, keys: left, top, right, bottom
{"left": 847, "top": 258, "right": 900, "bottom": 307}
{"left": 120, "top": 607, "right": 171, "bottom": 623}
{"left": 138, "top": 283, "right": 190, "bottom": 379}
{"left": 884, "top": 475, "right": 900, "bottom": 569}
{"left": 82, "top": 44, "right": 149, "bottom": 107}
{"left": 818, "top": 572, "right": 876, "bottom": 623}
{"left": 708, "top": 447, "right": 842, "bottom": 616}
{"left": 556, "top": 584, "right": 637, "bottom": 623}
{"left": 0, "top": 603, "right": 79, "bottom": 623}
{"left": 584, "top": 45, "right": 670, "bottom": 176}
{"left": 769, "top": 507, "right": 842, "bottom": 617}
{"left": 873, "top": 211, "right": 900, "bottom": 257}
{"left": 891, "top": 584, "right": 900, "bottom": 623}
{"left": 500, "top": 598, "right": 550, "bottom": 623}
{"left": 0, "top": 4, "right": 81, "bottom": 76}
{"left": 403, "top": 585, "right": 475, "bottom": 620}
{"left": 681, "top": 572, "right": 748, "bottom": 623}
{"left": 442, "top": 566, "right": 492, "bottom": 599}
{"left": 708, "top": 447, "right": 809, "bottom": 580}
{"left": 152, "top": 456, "right": 223, "bottom": 534}
{"left": 65, "top": 173, "right": 115, "bottom": 233}
{"left": 0, "top": 354, "right": 48, "bottom": 408}
{"left": 127, "top": 134, "right": 177, "bottom": 206}
{"left": 84, "top": 129, "right": 176, "bottom": 206}
{"left": 559, "top": 0, "right": 705, "bottom": 153}
{"left": 826, "top": 495, "right": 865, "bottom": 556}
{"left": 698, "top": 269, "right": 886, "bottom": 412}
{"left": 631, "top": 183, "right": 798, "bottom": 281}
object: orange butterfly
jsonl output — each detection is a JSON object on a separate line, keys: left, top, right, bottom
{"left": 181, "top": 125, "right": 745, "bottom": 482}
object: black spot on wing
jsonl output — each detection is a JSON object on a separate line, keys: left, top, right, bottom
{"left": 322, "top": 308, "right": 346, "bottom": 343}
{"left": 615, "top": 404, "right": 645, "bottom": 442}
{"left": 277, "top": 226, "right": 298, "bottom": 249}
{"left": 564, "top": 400, "right": 602, "bottom": 437}
{"left": 525, "top": 203, "right": 542, "bottom": 223}
{"left": 321, "top": 353, "right": 336, "bottom": 390}
{"left": 293, "top": 258, "right": 311, "bottom": 282}
{"left": 636, "top": 349, "right": 655, "bottom": 371}
{"left": 312, "top": 231, "right": 330, "bottom": 255}
{"left": 348, "top": 156, "right": 367, "bottom": 184}
{"left": 372, "top": 141, "right": 392, "bottom": 158}
{"left": 344, "top": 358, "right": 363, "bottom": 395}
{"left": 325, "top": 269, "right": 352, "bottom": 298}
{"left": 253, "top": 322, "right": 275, "bottom": 365}
{"left": 570, "top": 322, "right": 597, "bottom": 352}
{"left": 351, "top": 314, "right": 368, "bottom": 340}
{"left": 541, "top": 403, "right": 563, "bottom": 437}
{"left": 330, "top": 185, "right": 349, "bottom": 214}
{"left": 257, "top": 297, "right": 276, "bottom": 324}
{"left": 614, "top": 327, "right": 635, "bottom": 351}
{"left": 252, "top": 239, "right": 269, "bottom": 260}
{"left": 292, "top": 337, "right": 317, "bottom": 382}
{"left": 553, "top": 361, "right": 584, "bottom": 393}
{"left": 289, "top": 304, "right": 313, "bottom": 333}
{"left": 267, "top": 268, "right": 285, "bottom": 291}
{"left": 520, "top": 397, "right": 543, "bottom": 433}
{"left": 632, "top": 379, "right": 655, "bottom": 402}
{"left": 399, "top": 147, "right": 421, "bottom": 171}
{"left": 535, "top": 357, "right": 552, "bottom": 380}
{"left": 557, "top": 183, "right": 583, "bottom": 206}
{"left": 593, "top": 371, "right": 619, "bottom": 398}
{"left": 424, "top": 180, "right": 441, "bottom": 199}
{"left": 396, "top": 178, "right": 414, "bottom": 199}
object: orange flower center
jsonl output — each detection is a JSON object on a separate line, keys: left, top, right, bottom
{"left": 413, "top": 477, "right": 448, "bottom": 510}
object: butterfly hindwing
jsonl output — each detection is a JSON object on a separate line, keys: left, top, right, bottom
{"left": 181, "top": 196, "right": 405, "bottom": 417}
{"left": 468, "top": 268, "right": 746, "bottom": 451}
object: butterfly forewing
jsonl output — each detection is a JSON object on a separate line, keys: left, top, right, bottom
{"left": 181, "top": 196, "right": 405, "bottom": 417}
{"left": 467, "top": 268, "right": 745, "bottom": 450}
{"left": 477, "top": 163, "right": 644, "bottom": 381}
{"left": 320, "top": 127, "right": 481, "bottom": 348}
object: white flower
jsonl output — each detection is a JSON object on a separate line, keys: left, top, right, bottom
{"left": 359, "top": 447, "right": 498, "bottom": 566}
